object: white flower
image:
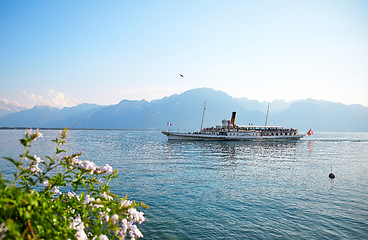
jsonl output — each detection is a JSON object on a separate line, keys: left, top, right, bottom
{"left": 70, "top": 215, "right": 81, "bottom": 229}
{"left": 30, "top": 163, "right": 42, "bottom": 173}
{"left": 35, "top": 130, "right": 43, "bottom": 139}
{"left": 121, "top": 218, "right": 128, "bottom": 234}
{"left": 128, "top": 208, "right": 145, "bottom": 224}
{"left": 0, "top": 222, "right": 8, "bottom": 240}
{"left": 79, "top": 160, "right": 98, "bottom": 173}
{"left": 93, "top": 204, "right": 104, "bottom": 209}
{"left": 100, "top": 192, "right": 113, "bottom": 201}
{"left": 116, "top": 229, "right": 126, "bottom": 239}
{"left": 129, "top": 224, "right": 143, "bottom": 239}
{"left": 51, "top": 186, "right": 61, "bottom": 195}
{"left": 25, "top": 129, "right": 43, "bottom": 139}
{"left": 71, "top": 156, "right": 80, "bottom": 165}
{"left": 98, "top": 211, "right": 110, "bottom": 224}
{"left": 100, "top": 164, "right": 113, "bottom": 174}
{"left": 83, "top": 194, "right": 95, "bottom": 205}
{"left": 70, "top": 215, "right": 88, "bottom": 240}
{"left": 111, "top": 214, "right": 119, "bottom": 225}
{"left": 30, "top": 155, "right": 43, "bottom": 173}
{"left": 67, "top": 207, "right": 75, "bottom": 214}
{"left": 67, "top": 191, "right": 80, "bottom": 201}
{"left": 120, "top": 200, "right": 133, "bottom": 208}
{"left": 33, "top": 155, "right": 43, "bottom": 163}
{"left": 43, "top": 180, "right": 50, "bottom": 187}
{"left": 99, "top": 235, "right": 109, "bottom": 240}
{"left": 67, "top": 191, "right": 74, "bottom": 198}
{"left": 75, "top": 228, "right": 88, "bottom": 240}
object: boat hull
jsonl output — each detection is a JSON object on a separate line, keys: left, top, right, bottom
{"left": 162, "top": 131, "right": 305, "bottom": 141}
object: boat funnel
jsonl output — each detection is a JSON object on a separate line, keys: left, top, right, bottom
{"left": 231, "top": 112, "right": 236, "bottom": 126}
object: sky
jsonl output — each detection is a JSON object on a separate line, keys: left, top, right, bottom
{"left": 1, "top": 0, "right": 368, "bottom": 108}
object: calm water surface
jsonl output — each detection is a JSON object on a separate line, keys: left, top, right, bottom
{"left": 1, "top": 130, "right": 368, "bottom": 239}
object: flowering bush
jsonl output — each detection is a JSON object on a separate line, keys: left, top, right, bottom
{"left": 0, "top": 128, "right": 148, "bottom": 239}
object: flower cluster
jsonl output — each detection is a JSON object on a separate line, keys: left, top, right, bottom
{"left": 0, "top": 128, "right": 148, "bottom": 240}
{"left": 25, "top": 128, "right": 43, "bottom": 139}
{"left": 29, "top": 155, "right": 44, "bottom": 173}
{"left": 118, "top": 218, "right": 144, "bottom": 239}
{"left": 0, "top": 223, "right": 8, "bottom": 240}
{"left": 114, "top": 199, "right": 146, "bottom": 239}
{"left": 71, "top": 158, "right": 114, "bottom": 175}
{"left": 65, "top": 192, "right": 147, "bottom": 240}
{"left": 70, "top": 215, "right": 88, "bottom": 240}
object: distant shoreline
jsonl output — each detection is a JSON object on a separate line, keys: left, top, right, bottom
{"left": 0, "top": 127, "right": 161, "bottom": 131}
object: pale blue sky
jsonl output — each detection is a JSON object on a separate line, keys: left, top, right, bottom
{"left": 1, "top": 0, "right": 367, "bottom": 108}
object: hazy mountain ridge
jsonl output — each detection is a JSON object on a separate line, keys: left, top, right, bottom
{"left": 0, "top": 104, "right": 102, "bottom": 128}
{"left": 0, "top": 88, "right": 367, "bottom": 132}
{"left": 0, "top": 100, "right": 27, "bottom": 118}
{"left": 271, "top": 99, "right": 368, "bottom": 132}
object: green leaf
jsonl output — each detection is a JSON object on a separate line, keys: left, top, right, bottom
{"left": 3, "top": 157, "right": 22, "bottom": 167}
{"left": 56, "top": 148, "right": 66, "bottom": 154}
{"left": 19, "top": 138, "right": 28, "bottom": 147}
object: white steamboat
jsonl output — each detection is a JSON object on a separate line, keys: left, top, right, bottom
{"left": 162, "top": 107, "right": 305, "bottom": 141}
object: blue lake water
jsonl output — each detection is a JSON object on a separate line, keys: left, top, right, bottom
{"left": 1, "top": 130, "right": 368, "bottom": 239}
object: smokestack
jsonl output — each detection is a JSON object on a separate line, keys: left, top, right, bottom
{"left": 231, "top": 112, "right": 236, "bottom": 126}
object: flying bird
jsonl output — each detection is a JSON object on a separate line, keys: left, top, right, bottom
{"left": 179, "top": 74, "right": 184, "bottom": 77}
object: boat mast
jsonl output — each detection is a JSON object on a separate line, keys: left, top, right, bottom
{"left": 265, "top": 103, "right": 270, "bottom": 126}
{"left": 200, "top": 100, "right": 207, "bottom": 131}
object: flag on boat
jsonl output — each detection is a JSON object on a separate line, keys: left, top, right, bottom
{"left": 307, "top": 129, "right": 313, "bottom": 136}
{"left": 167, "top": 122, "right": 172, "bottom": 126}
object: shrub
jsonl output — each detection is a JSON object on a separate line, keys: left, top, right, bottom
{"left": 0, "top": 128, "right": 148, "bottom": 240}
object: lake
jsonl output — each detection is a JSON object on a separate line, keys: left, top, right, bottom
{"left": 1, "top": 130, "right": 368, "bottom": 239}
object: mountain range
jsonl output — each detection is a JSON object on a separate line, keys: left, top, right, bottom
{"left": 0, "top": 88, "right": 367, "bottom": 132}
